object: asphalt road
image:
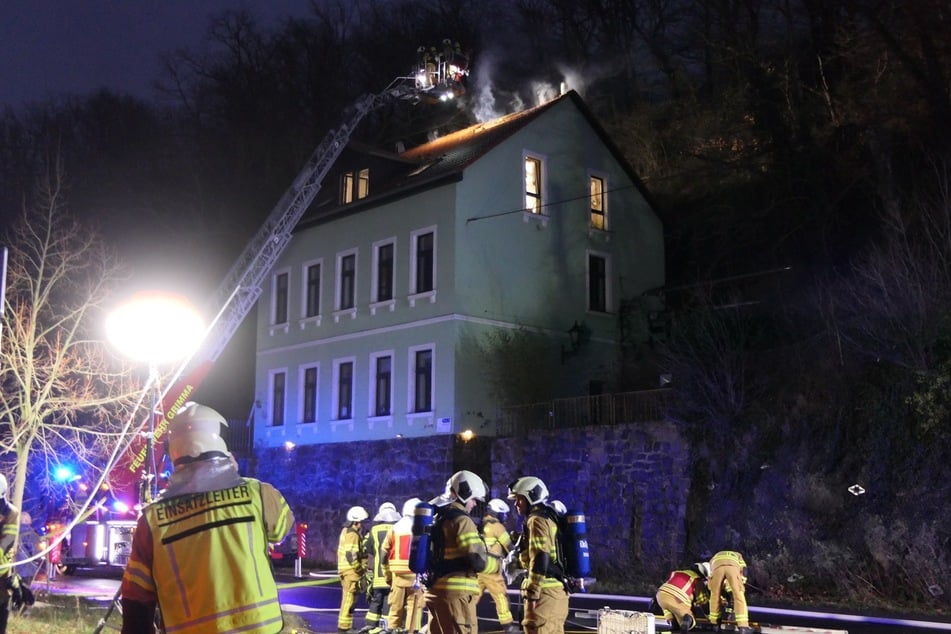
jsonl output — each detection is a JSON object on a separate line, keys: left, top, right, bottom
{"left": 30, "top": 566, "right": 951, "bottom": 634}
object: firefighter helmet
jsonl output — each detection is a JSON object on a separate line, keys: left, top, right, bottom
{"left": 448, "top": 470, "right": 487, "bottom": 504}
{"left": 487, "top": 498, "right": 510, "bottom": 515}
{"left": 347, "top": 506, "right": 369, "bottom": 522}
{"left": 507, "top": 476, "right": 549, "bottom": 506}
{"left": 402, "top": 497, "right": 423, "bottom": 517}
{"left": 695, "top": 562, "right": 711, "bottom": 578}
{"left": 374, "top": 502, "right": 400, "bottom": 522}
{"left": 0, "top": 474, "right": 7, "bottom": 498}
{"left": 168, "top": 402, "right": 230, "bottom": 465}
{"left": 550, "top": 499, "right": 567, "bottom": 515}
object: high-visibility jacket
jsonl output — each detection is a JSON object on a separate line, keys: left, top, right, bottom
{"left": 481, "top": 515, "right": 511, "bottom": 559}
{"left": 123, "top": 478, "right": 293, "bottom": 634}
{"left": 364, "top": 521, "right": 395, "bottom": 589}
{"left": 382, "top": 516, "right": 413, "bottom": 576}
{"left": 429, "top": 502, "right": 496, "bottom": 595}
{"left": 519, "top": 508, "right": 563, "bottom": 599}
{"left": 657, "top": 569, "right": 706, "bottom": 606}
{"left": 337, "top": 525, "right": 365, "bottom": 577}
{"left": 0, "top": 499, "right": 20, "bottom": 581}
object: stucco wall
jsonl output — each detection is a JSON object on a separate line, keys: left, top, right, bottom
{"left": 251, "top": 421, "right": 689, "bottom": 582}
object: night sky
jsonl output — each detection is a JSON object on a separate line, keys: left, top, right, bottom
{"left": 1, "top": 0, "right": 315, "bottom": 108}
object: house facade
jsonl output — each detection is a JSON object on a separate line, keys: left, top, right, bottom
{"left": 252, "top": 91, "right": 664, "bottom": 448}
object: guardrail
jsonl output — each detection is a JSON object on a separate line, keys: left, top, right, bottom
{"left": 497, "top": 388, "right": 671, "bottom": 436}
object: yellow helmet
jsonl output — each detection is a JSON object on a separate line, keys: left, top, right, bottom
{"left": 168, "top": 402, "right": 230, "bottom": 466}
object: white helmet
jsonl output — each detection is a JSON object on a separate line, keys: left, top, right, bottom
{"left": 507, "top": 476, "right": 549, "bottom": 506}
{"left": 374, "top": 502, "right": 400, "bottom": 522}
{"left": 402, "top": 497, "right": 423, "bottom": 517}
{"left": 550, "top": 499, "right": 567, "bottom": 515}
{"left": 487, "top": 498, "right": 510, "bottom": 515}
{"left": 0, "top": 474, "right": 7, "bottom": 498}
{"left": 448, "top": 470, "right": 487, "bottom": 504}
{"left": 168, "top": 402, "right": 230, "bottom": 465}
{"left": 695, "top": 562, "right": 711, "bottom": 578}
{"left": 346, "top": 506, "right": 369, "bottom": 522}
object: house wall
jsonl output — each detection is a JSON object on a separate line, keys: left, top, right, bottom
{"left": 252, "top": 419, "right": 689, "bottom": 584}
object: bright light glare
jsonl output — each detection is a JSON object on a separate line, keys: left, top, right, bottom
{"left": 54, "top": 466, "right": 75, "bottom": 482}
{"left": 113, "top": 500, "right": 130, "bottom": 514}
{"left": 106, "top": 292, "right": 205, "bottom": 365}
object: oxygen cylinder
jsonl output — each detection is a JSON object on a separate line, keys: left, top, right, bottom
{"left": 563, "top": 509, "right": 591, "bottom": 578}
{"left": 409, "top": 502, "right": 435, "bottom": 574}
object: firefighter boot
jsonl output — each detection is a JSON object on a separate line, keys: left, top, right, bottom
{"left": 504, "top": 622, "right": 523, "bottom": 634}
{"left": 680, "top": 614, "right": 695, "bottom": 632}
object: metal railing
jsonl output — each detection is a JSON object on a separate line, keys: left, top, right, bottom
{"left": 497, "top": 388, "right": 671, "bottom": 436}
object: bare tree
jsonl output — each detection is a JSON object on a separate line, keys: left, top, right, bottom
{"left": 0, "top": 163, "right": 141, "bottom": 524}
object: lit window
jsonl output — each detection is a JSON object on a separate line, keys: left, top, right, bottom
{"left": 271, "top": 371, "right": 286, "bottom": 426}
{"left": 304, "top": 262, "right": 321, "bottom": 318}
{"left": 340, "top": 168, "right": 370, "bottom": 204}
{"left": 588, "top": 253, "right": 608, "bottom": 312}
{"left": 373, "top": 354, "right": 392, "bottom": 417}
{"left": 524, "top": 155, "right": 543, "bottom": 214}
{"left": 337, "top": 251, "right": 357, "bottom": 310}
{"left": 273, "top": 271, "right": 289, "bottom": 325}
{"left": 336, "top": 360, "right": 354, "bottom": 420}
{"left": 374, "top": 241, "right": 395, "bottom": 302}
{"left": 413, "top": 348, "right": 433, "bottom": 413}
{"left": 590, "top": 175, "right": 606, "bottom": 230}
{"left": 301, "top": 365, "right": 318, "bottom": 423}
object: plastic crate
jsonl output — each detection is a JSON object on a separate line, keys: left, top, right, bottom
{"left": 597, "top": 607, "right": 656, "bottom": 634}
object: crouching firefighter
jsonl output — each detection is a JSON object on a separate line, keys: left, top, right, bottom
{"left": 508, "top": 476, "right": 569, "bottom": 634}
{"left": 416, "top": 470, "right": 499, "bottom": 634}
{"left": 120, "top": 402, "right": 295, "bottom": 634}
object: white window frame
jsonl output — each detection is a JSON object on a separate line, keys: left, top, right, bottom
{"left": 300, "top": 258, "right": 323, "bottom": 326}
{"left": 268, "top": 368, "right": 288, "bottom": 427}
{"left": 409, "top": 226, "right": 437, "bottom": 306}
{"left": 371, "top": 237, "right": 397, "bottom": 314}
{"left": 368, "top": 350, "right": 395, "bottom": 421}
{"left": 523, "top": 151, "right": 547, "bottom": 215}
{"left": 332, "top": 357, "right": 357, "bottom": 421}
{"left": 299, "top": 363, "right": 319, "bottom": 425}
{"left": 586, "top": 249, "right": 612, "bottom": 313}
{"left": 589, "top": 171, "right": 608, "bottom": 231}
{"left": 270, "top": 268, "right": 290, "bottom": 334}
{"left": 406, "top": 344, "right": 435, "bottom": 419}
{"left": 334, "top": 247, "right": 359, "bottom": 321}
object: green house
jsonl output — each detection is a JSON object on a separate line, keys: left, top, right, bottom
{"left": 253, "top": 90, "right": 664, "bottom": 447}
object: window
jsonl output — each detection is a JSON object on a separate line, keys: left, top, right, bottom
{"left": 304, "top": 261, "right": 321, "bottom": 318}
{"left": 524, "top": 155, "right": 543, "bottom": 214}
{"left": 273, "top": 271, "right": 289, "bottom": 325}
{"left": 340, "top": 168, "right": 370, "bottom": 204}
{"left": 372, "top": 354, "right": 392, "bottom": 417}
{"left": 588, "top": 253, "right": 608, "bottom": 312}
{"left": 337, "top": 251, "right": 357, "bottom": 311}
{"left": 301, "top": 365, "right": 318, "bottom": 423}
{"left": 590, "top": 175, "right": 606, "bottom": 230}
{"left": 374, "top": 241, "right": 395, "bottom": 303}
{"left": 335, "top": 360, "right": 354, "bottom": 419}
{"left": 411, "top": 229, "right": 435, "bottom": 295}
{"left": 271, "top": 371, "right": 286, "bottom": 426}
{"left": 413, "top": 348, "right": 433, "bottom": 413}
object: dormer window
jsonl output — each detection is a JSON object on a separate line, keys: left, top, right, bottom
{"left": 341, "top": 168, "right": 370, "bottom": 204}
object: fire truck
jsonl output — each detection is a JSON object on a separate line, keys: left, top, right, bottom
{"left": 48, "top": 45, "right": 469, "bottom": 573}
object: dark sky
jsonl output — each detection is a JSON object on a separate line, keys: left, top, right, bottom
{"left": 1, "top": 0, "right": 315, "bottom": 108}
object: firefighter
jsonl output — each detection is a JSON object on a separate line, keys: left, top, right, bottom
{"left": 0, "top": 474, "right": 20, "bottom": 633}
{"left": 707, "top": 551, "right": 751, "bottom": 634}
{"left": 424, "top": 470, "right": 498, "bottom": 634}
{"left": 382, "top": 497, "right": 425, "bottom": 634}
{"left": 655, "top": 562, "right": 710, "bottom": 632}
{"left": 120, "top": 402, "right": 295, "bottom": 633}
{"left": 362, "top": 502, "right": 400, "bottom": 633}
{"left": 479, "top": 498, "right": 520, "bottom": 634}
{"left": 508, "top": 476, "right": 569, "bottom": 634}
{"left": 339, "top": 505, "right": 370, "bottom": 634}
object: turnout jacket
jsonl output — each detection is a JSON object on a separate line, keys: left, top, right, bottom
{"left": 121, "top": 465, "right": 294, "bottom": 634}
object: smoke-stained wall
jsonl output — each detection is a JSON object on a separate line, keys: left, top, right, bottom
{"left": 252, "top": 420, "right": 689, "bottom": 582}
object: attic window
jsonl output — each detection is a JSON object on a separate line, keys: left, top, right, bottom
{"left": 524, "top": 155, "right": 543, "bottom": 214}
{"left": 341, "top": 168, "right": 370, "bottom": 204}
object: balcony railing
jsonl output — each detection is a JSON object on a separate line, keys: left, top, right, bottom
{"left": 497, "top": 388, "right": 671, "bottom": 436}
